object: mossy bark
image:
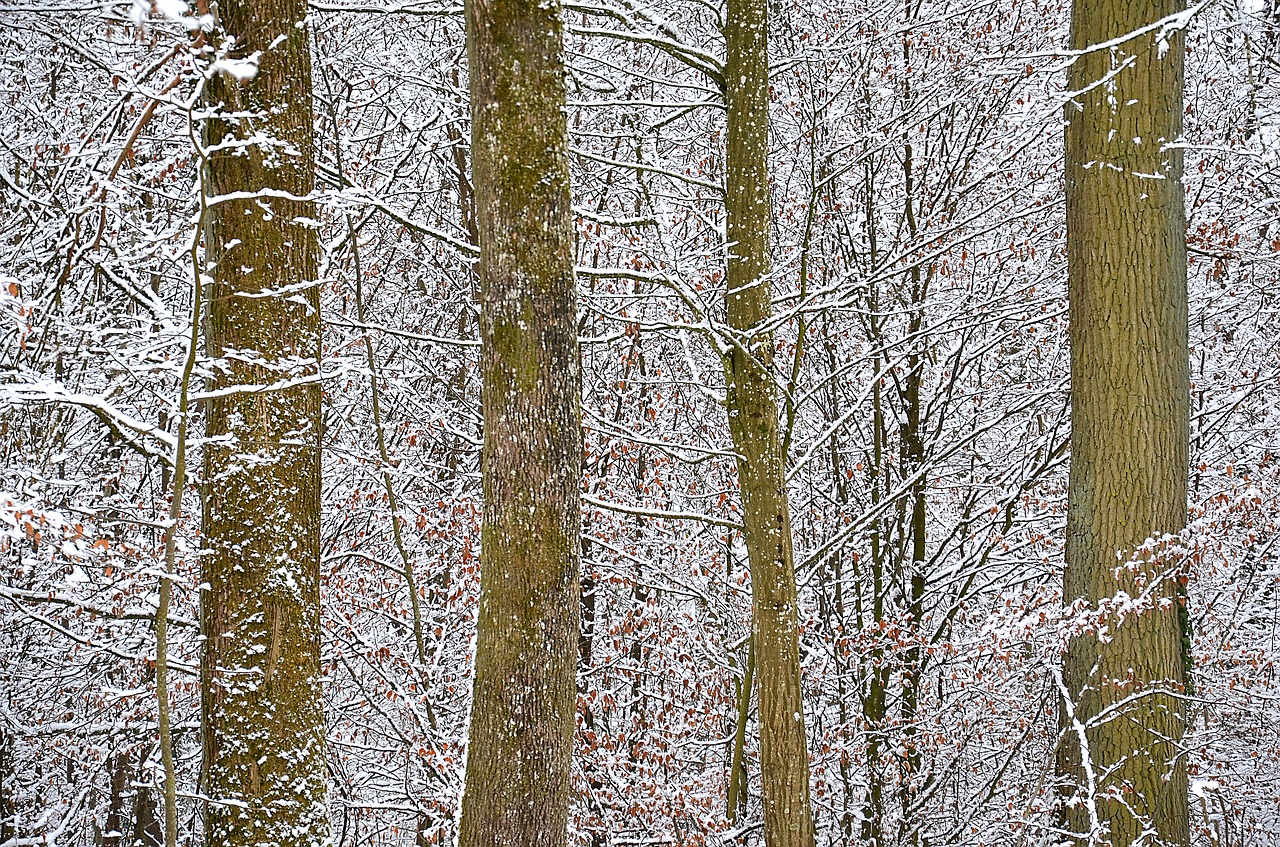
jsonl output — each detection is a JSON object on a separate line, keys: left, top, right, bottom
{"left": 457, "top": 0, "right": 581, "bottom": 842}
{"left": 723, "top": 0, "right": 815, "bottom": 843}
{"left": 1058, "top": 0, "right": 1191, "bottom": 841}
{"left": 199, "top": 2, "right": 330, "bottom": 846}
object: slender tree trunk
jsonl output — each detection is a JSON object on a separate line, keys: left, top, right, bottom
{"left": 1057, "top": 0, "right": 1191, "bottom": 841}
{"left": 898, "top": 356, "right": 926, "bottom": 847}
{"left": 898, "top": 260, "right": 928, "bottom": 847}
{"left": 0, "top": 725, "right": 13, "bottom": 846}
{"left": 348, "top": 211, "right": 438, "bottom": 730}
{"left": 579, "top": 537, "right": 607, "bottom": 847}
{"left": 860, "top": 182, "right": 888, "bottom": 847}
{"left": 726, "top": 635, "right": 755, "bottom": 822}
{"left": 456, "top": 0, "right": 581, "bottom": 841}
{"left": 818, "top": 334, "right": 855, "bottom": 843}
{"left": 199, "top": 2, "right": 329, "bottom": 846}
{"left": 723, "top": 0, "right": 815, "bottom": 842}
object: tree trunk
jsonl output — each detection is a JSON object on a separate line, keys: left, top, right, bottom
{"left": 723, "top": 0, "right": 815, "bottom": 842}
{"left": 0, "top": 725, "right": 12, "bottom": 847}
{"left": 199, "top": 2, "right": 330, "bottom": 846}
{"left": 96, "top": 750, "right": 128, "bottom": 847}
{"left": 860, "top": 227, "right": 888, "bottom": 847}
{"left": 1058, "top": 0, "right": 1191, "bottom": 841}
{"left": 892, "top": 41, "right": 934, "bottom": 829}
{"left": 131, "top": 781, "right": 162, "bottom": 847}
{"left": 726, "top": 635, "right": 755, "bottom": 822}
{"left": 456, "top": 0, "right": 581, "bottom": 841}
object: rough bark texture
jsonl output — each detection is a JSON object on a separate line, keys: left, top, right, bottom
{"left": 456, "top": 0, "right": 582, "bottom": 841}
{"left": 1058, "top": 0, "right": 1191, "bottom": 841}
{"left": 723, "top": 0, "right": 816, "bottom": 843}
{"left": 199, "top": 1, "right": 330, "bottom": 845}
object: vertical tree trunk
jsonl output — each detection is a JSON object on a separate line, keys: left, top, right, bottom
{"left": 860, "top": 183, "right": 889, "bottom": 847}
{"left": 199, "top": 2, "right": 329, "bottom": 846}
{"left": 726, "top": 636, "right": 755, "bottom": 822}
{"left": 95, "top": 750, "right": 128, "bottom": 847}
{"left": 457, "top": 0, "right": 581, "bottom": 841}
{"left": 723, "top": 0, "right": 815, "bottom": 842}
{"left": 1058, "top": 0, "right": 1191, "bottom": 841}
{"left": 131, "top": 781, "right": 162, "bottom": 847}
{"left": 0, "top": 725, "right": 10, "bottom": 847}
{"left": 579, "top": 538, "right": 607, "bottom": 847}
{"left": 897, "top": 209, "right": 928, "bottom": 847}
{"left": 898, "top": 344, "right": 926, "bottom": 847}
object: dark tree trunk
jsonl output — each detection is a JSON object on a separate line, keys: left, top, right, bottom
{"left": 131, "top": 781, "right": 162, "bottom": 847}
{"left": 96, "top": 751, "right": 128, "bottom": 847}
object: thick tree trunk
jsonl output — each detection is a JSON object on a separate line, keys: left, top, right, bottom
{"left": 898, "top": 349, "right": 926, "bottom": 847}
{"left": 199, "top": 2, "right": 329, "bottom": 846}
{"left": 1058, "top": 0, "right": 1191, "bottom": 841}
{"left": 723, "top": 0, "right": 815, "bottom": 843}
{"left": 456, "top": 0, "right": 581, "bottom": 842}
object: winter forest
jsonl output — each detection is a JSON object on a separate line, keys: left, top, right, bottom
{"left": 1, "top": 0, "right": 1278, "bottom": 841}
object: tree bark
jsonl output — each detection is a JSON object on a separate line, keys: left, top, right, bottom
{"left": 456, "top": 0, "right": 581, "bottom": 842}
{"left": 1058, "top": 0, "right": 1192, "bottom": 841}
{"left": 95, "top": 751, "right": 127, "bottom": 847}
{"left": 131, "top": 780, "right": 162, "bottom": 847}
{"left": 723, "top": 0, "right": 816, "bottom": 842}
{"left": 860, "top": 239, "right": 888, "bottom": 847}
{"left": 199, "top": 2, "right": 330, "bottom": 846}
{"left": 726, "top": 636, "right": 755, "bottom": 822}
{"left": 0, "top": 726, "right": 10, "bottom": 847}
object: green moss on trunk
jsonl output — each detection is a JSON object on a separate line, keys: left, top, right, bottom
{"left": 199, "top": 2, "right": 330, "bottom": 846}
{"left": 457, "top": 0, "right": 582, "bottom": 844}
{"left": 723, "top": 0, "right": 816, "bottom": 842}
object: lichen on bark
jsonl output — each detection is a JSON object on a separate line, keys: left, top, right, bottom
{"left": 199, "top": 1, "right": 331, "bottom": 845}
{"left": 457, "top": 0, "right": 582, "bottom": 844}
